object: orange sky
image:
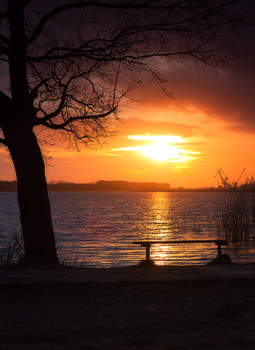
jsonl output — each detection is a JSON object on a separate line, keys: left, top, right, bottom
{"left": 1, "top": 7, "right": 255, "bottom": 189}
{"left": 2, "top": 81, "right": 254, "bottom": 188}
{"left": 44, "top": 100, "right": 255, "bottom": 188}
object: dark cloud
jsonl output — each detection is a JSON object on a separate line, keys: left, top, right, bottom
{"left": 128, "top": 4, "right": 255, "bottom": 133}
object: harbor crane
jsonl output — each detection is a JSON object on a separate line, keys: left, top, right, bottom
{"left": 233, "top": 168, "right": 246, "bottom": 188}
{"left": 215, "top": 168, "right": 230, "bottom": 188}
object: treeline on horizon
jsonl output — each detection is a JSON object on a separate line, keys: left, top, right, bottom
{"left": 1, "top": 180, "right": 255, "bottom": 192}
{"left": 0, "top": 180, "right": 170, "bottom": 192}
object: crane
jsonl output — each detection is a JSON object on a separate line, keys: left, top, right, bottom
{"left": 215, "top": 168, "right": 230, "bottom": 188}
{"left": 233, "top": 168, "right": 246, "bottom": 188}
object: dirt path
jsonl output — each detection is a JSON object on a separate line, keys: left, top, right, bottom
{"left": 0, "top": 278, "right": 255, "bottom": 349}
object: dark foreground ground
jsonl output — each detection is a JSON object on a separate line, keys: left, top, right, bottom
{"left": 0, "top": 266, "right": 255, "bottom": 349}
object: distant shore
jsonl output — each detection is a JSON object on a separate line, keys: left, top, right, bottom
{"left": 1, "top": 179, "right": 255, "bottom": 192}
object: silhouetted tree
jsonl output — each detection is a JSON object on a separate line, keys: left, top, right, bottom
{"left": 0, "top": 0, "right": 241, "bottom": 266}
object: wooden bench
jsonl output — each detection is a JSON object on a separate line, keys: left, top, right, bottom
{"left": 133, "top": 239, "right": 228, "bottom": 265}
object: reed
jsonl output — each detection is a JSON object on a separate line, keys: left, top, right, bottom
{"left": 216, "top": 192, "right": 255, "bottom": 244}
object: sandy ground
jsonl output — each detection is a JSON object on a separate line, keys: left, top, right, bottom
{"left": 0, "top": 265, "right": 255, "bottom": 349}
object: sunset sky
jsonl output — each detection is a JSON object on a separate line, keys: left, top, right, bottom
{"left": 1, "top": 2, "right": 255, "bottom": 189}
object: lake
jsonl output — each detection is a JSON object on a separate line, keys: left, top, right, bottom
{"left": 0, "top": 191, "right": 255, "bottom": 267}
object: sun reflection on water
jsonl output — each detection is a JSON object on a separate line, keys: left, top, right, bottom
{"left": 141, "top": 192, "right": 184, "bottom": 238}
{"left": 132, "top": 192, "right": 228, "bottom": 266}
{"left": 139, "top": 192, "right": 184, "bottom": 265}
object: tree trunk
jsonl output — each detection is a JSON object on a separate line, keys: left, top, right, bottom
{"left": 6, "top": 127, "right": 59, "bottom": 266}
{"left": 1, "top": 1, "right": 59, "bottom": 266}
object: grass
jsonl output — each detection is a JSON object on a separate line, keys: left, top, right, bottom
{"left": 0, "top": 230, "right": 83, "bottom": 269}
{"left": 0, "top": 230, "right": 24, "bottom": 268}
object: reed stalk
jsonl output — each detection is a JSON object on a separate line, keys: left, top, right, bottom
{"left": 216, "top": 192, "right": 255, "bottom": 244}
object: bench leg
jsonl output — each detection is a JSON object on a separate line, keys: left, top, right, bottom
{"left": 217, "top": 244, "right": 222, "bottom": 257}
{"left": 209, "top": 243, "right": 232, "bottom": 264}
{"left": 138, "top": 243, "right": 154, "bottom": 266}
{"left": 145, "top": 244, "right": 151, "bottom": 263}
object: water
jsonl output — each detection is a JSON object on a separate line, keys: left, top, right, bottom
{"left": 0, "top": 191, "right": 255, "bottom": 267}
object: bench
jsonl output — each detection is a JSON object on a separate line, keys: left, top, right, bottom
{"left": 133, "top": 239, "right": 228, "bottom": 265}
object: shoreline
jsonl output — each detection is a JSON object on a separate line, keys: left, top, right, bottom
{"left": 1, "top": 263, "right": 255, "bottom": 286}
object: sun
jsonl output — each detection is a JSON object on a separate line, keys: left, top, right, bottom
{"left": 114, "top": 134, "right": 200, "bottom": 164}
{"left": 138, "top": 143, "right": 180, "bottom": 162}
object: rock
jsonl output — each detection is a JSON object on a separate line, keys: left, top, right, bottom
{"left": 137, "top": 259, "right": 155, "bottom": 267}
{"left": 207, "top": 254, "right": 232, "bottom": 265}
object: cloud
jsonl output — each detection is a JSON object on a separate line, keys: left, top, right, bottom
{"left": 123, "top": 7, "right": 255, "bottom": 133}
{"left": 118, "top": 117, "right": 197, "bottom": 138}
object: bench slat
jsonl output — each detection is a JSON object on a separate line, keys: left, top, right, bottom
{"left": 133, "top": 240, "right": 227, "bottom": 245}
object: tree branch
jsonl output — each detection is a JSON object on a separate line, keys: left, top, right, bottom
{"left": 0, "top": 91, "right": 13, "bottom": 146}
{"left": 0, "top": 137, "right": 7, "bottom": 146}
{"left": 27, "top": 0, "right": 239, "bottom": 46}
{"left": 39, "top": 106, "right": 118, "bottom": 130}
{"left": 27, "top": 0, "right": 153, "bottom": 45}
{"left": 33, "top": 75, "right": 77, "bottom": 125}
{"left": 0, "top": 11, "right": 8, "bottom": 21}
{"left": 0, "top": 91, "right": 13, "bottom": 127}
{"left": 0, "top": 34, "right": 10, "bottom": 47}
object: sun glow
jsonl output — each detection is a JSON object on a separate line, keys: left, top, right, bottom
{"left": 115, "top": 135, "right": 200, "bottom": 163}
{"left": 138, "top": 143, "right": 180, "bottom": 162}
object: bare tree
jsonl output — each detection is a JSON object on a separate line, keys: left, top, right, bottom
{"left": 0, "top": 0, "right": 241, "bottom": 266}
